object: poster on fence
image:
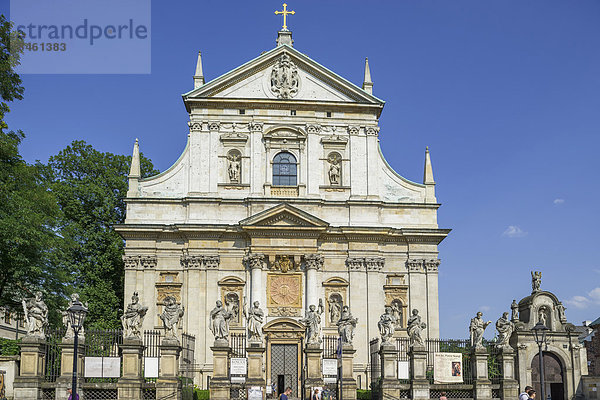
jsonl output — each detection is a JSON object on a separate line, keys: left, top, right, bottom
{"left": 248, "top": 386, "right": 263, "bottom": 400}
{"left": 433, "top": 352, "right": 463, "bottom": 383}
{"left": 144, "top": 357, "right": 159, "bottom": 378}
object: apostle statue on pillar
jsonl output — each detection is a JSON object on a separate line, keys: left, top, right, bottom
{"left": 469, "top": 311, "right": 491, "bottom": 349}
{"left": 210, "top": 300, "right": 232, "bottom": 343}
{"left": 244, "top": 300, "right": 264, "bottom": 343}
{"left": 495, "top": 312, "right": 514, "bottom": 349}
{"left": 159, "top": 295, "right": 184, "bottom": 339}
{"left": 121, "top": 291, "right": 148, "bottom": 339}
{"left": 22, "top": 291, "right": 48, "bottom": 339}
{"left": 378, "top": 306, "right": 396, "bottom": 343}
{"left": 337, "top": 305, "right": 357, "bottom": 345}
{"left": 300, "top": 299, "right": 324, "bottom": 345}
{"left": 407, "top": 309, "right": 426, "bottom": 347}
{"left": 61, "top": 293, "right": 86, "bottom": 340}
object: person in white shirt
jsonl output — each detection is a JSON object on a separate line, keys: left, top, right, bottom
{"left": 519, "top": 386, "right": 533, "bottom": 400}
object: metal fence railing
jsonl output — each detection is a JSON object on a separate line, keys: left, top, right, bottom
{"left": 84, "top": 329, "right": 123, "bottom": 383}
{"left": 322, "top": 335, "right": 339, "bottom": 359}
{"left": 230, "top": 332, "right": 246, "bottom": 358}
{"left": 44, "top": 327, "right": 66, "bottom": 382}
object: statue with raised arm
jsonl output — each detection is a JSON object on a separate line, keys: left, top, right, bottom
{"left": 121, "top": 292, "right": 148, "bottom": 339}
{"left": 469, "top": 311, "right": 492, "bottom": 349}
{"left": 337, "top": 306, "right": 358, "bottom": 345}
{"left": 378, "top": 306, "right": 396, "bottom": 343}
{"left": 407, "top": 309, "right": 427, "bottom": 347}
{"left": 245, "top": 300, "right": 264, "bottom": 343}
{"left": 495, "top": 312, "right": 514, "bottom": 349}
{"left": 22, "top": 291, "right": 48, "bottom": 339}
{"left": 210, "top": 300, "right": 232, "bottom": 343}
{"left": 300, "top": 300, "right": 324, "bottom": 345}
{"left": 159, "top": 296, "right": 184, "bottom": 339}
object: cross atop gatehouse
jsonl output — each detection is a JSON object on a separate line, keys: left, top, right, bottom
{"left": 275, "top": 3, "right": 295, "bottom": 31}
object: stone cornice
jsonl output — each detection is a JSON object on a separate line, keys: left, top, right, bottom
{"left": 123, "top": 255, "right": 157, "bottom": 269}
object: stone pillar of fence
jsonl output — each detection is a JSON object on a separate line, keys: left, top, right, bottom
{"left": 304, "top": 343, "right": 323, "bottom": 400}
{"left": 246, "top": 342, "right": 266, "bottom": 397}
{"left": 209, "top": 340, "right": 231, "bottom": 400}
{"left": 157, "top": 337, "right": 182, "bottom": 400}
{"left": 117, "top": 338, "right": 145, "bottom": 400}
{"left": 379, "top": 341, "right": 401, "bottom": 400}
{"left": 341, "top": 344, "right": 357, "bottom": 400}
{"left": 471, "top": 347, "right": 492, "bottom": 400}
{"left": 55, "top": 337, "right": 85, "bottom": 399}
{"left": 409, "top": 344, "right": 430, "bottom": 400}
{"left": 498, "top": 347, "right": 518, "bottom": 400}
{"left": 13, "top": 336, "right": 45, "bottom": 400}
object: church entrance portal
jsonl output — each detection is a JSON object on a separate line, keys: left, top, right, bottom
{"left": 532, "top": 352, "right": 565, "bottom": 400}
{"left": 271, "top": 344, "right": 299, "bottom": 397}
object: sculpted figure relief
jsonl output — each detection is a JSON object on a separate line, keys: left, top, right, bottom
{"left": 270, "top": 54, "right": 299, "bottom": 99}
{"left": 378, "top": 306, "right": 396, "bottom": 343}
{"left": 538, "top": 306, "right": 548, "bottom": 327}
{"left": 337, "top": 306, "right": 357, "bottom": 345}
{"left": 159, "top": 295, "right": 184, "bottom": 339}
{"left": 22, "top": 291, "right": 48, "bottom": 339}
{"left": 469, "top": 311, "right": 492, "bottom": 349}
{"left": 244, "top": 301, "right": 264, "bottom": 343}
{"left": 210, "top": 300, "right": 232, "bottom": 342}
{"left": 407, "top": 309, "right": 426, "bottom": 347}
{"left": 531, "top": 271, "right": 542, "bottom": 292}
{"left": 61, "top": 293, "right": 87, "bottom": 340}
{"left": 391, "top": 300, "right": 404, "bottom": 329}
{"left": 495, "top": 312, "right": 514, "bottom": 349}
{"left": 300, "top": 300, "right": 324, "bottom": 345}
{"left": 511, "top": 299, "right": 519, "bottom": 321}
{"left": 328, "top": 294, "right": 342, "bottom": 325}
{"left": 327, "top": 153, "right": 341, "bottom": 185}
{"left": 121, "top": 292, "right": 148, "bottom": 339}
{"left": 227, "top": 152, "right": 241, "bottom": 184}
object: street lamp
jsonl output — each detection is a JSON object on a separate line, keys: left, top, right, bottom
{"left": 532, "top": 322, "right": 549, "bottom": 400}
{"left": 67, "top": 298, "right": 88, "bottom": 400}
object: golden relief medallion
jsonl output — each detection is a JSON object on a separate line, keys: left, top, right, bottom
{"left": 267, "top": 274, "right": 302, "bottom": 308}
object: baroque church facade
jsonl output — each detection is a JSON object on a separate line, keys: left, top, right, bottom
{"left": 116, "top": 28, "right": 450, "bottom": 389}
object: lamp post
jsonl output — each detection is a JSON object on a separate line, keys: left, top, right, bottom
{"left": 532, "top": 322, "right": 549, "bottom": 400}
{"left": 67, "top": 298, "right": 88, "bottom": 399}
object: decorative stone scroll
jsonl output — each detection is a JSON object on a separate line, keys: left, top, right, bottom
{"left": 123, "top": 255, "right": 157, "bottom": 269}
{"left": 180, "top": 255, "right": 220, "bottom": 269}
{"left": 270, "top": 53, "right": 299, "bottom": 99}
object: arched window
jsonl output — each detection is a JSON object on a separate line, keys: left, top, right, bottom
{"left": 272, "top": 152, "right": 297, "bottom": 186}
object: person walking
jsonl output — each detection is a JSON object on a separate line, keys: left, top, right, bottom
{"left": 440, "top": 391, "right": 448, "bottom": 400}
{"left": 520, "top": 386, "right": 533, "bottom": 400}
{"left": 67, "top": 388, "right": 79, "bottom": 400}
{"left": 312, "top": 388, "right": 321, "bottom": 400}
{"left": 527, "top": 389, "right": 537, "bottom": 400}
{"left": 280, "top": 386, "right": 292, "bottom": 400}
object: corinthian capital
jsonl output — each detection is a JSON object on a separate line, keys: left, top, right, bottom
{"left": 304, "top": 254, "right": 324, "bottom": 270}
{"left": 365, "top": 257, "right": 385, "bottom": 271}
{"left": 243, "top": 253, "right": 266, "bottom": 270}
{"left": 424, "top": 259, "right": 440, "bottom": 273}
{"left": 406, "top": 259, "right": 423, "bottom": 272}
{"left": 346, "top": 257, "right": 365, "bottom": 271}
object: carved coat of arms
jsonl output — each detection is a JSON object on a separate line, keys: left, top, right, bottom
{"left": 270, "top": 54, "right": 299, "bottom": 99}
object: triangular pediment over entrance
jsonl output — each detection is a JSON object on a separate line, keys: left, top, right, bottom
{"left": 239, "top": 203, "right": 329, "bottom": 229}
{"left": 183, "top": 45, "right": 384, "bottom": 106}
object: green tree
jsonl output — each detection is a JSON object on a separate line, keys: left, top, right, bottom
{"left": 48, "top": 141, "right": 157, "bottom": 328}
{"left": 0, "top": 15, "right": 67, "bottom": 324}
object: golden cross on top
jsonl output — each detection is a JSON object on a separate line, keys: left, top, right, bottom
{"left": 275, "top": 3, "right": 295, "bottom": 31}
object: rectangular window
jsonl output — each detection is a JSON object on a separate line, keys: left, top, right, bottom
{"left": 290, "top": 110, "right": 296, "bottom": 116}
{"left": 239, "top": 109, "right": 245, "bottom": 115}
{"left": 326, "top": 111, "right": 332, "bottom": 117}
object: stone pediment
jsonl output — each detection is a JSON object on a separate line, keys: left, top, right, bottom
{"left": 183, "top": 45, "right": 384, "bottom": 105}
{"left": 240, "top": 203, "right": 329, "bottom": 229}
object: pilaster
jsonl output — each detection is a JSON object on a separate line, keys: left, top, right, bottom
{"left": 157, "top": 338, "right": 182, "bottom": 400}
{"left": 341, "top": 344, "right": 357, "bottom": 400}
{"left": 209, "top": 343, "right": 231, "bottom": 400}
{"left": 379, "top": 342, "right": 401, "bottom": 400}
{"left": 498, "top": 347, "right": 519, "bottom": 400}
{"left": 118, "top": 338, "right": 145, "bottom": 400}
{"left": 246, "top": 343, "right": 266, "bottom": 399}
{"left": 13, "top": 337, "right": 45, "bottom": 400}
{"left": 472, "top": 347, "right": 492, "bottom": 400}
{"left": 55, "top": 337, "right": 85, "bottom": 399}
{"left": 304, "top": 344, "right": 323, "bottom": 399}
{"left": 409, "top": 345, "right": 430, "bottom": 400}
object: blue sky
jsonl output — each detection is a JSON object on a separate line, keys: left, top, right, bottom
{"left": 3, "top": 0, "right": 600, "bottom": 338}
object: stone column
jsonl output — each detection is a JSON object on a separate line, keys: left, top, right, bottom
{"left": 157, "top": 338, "right": 182, "bottom": 400}
{"left": 245, "top": 253, "right": 265, "bottom": 306}
{"left": 209, "top": 341, "right": 231, "bottom": 400}
{"left": 304, "top": 344, "right": 323, "bottom": 399}
{"left": 498, "top": 347, "right": 518, "bottom": 400}
{"left": 55, "top": 337, "right": 85, "bottom": 400}
{"left": 472, "top": 347, "right": 492, "bottom": 400}
{"left": 409, "top": 344, "right": 430, "bottom": 400}
{"left": 379, "top": 342, "right": 400, "bottom": 400}
{"left": 304, "top": 254, "right": 323, "bottom": 308}
{"left": 118, "top": 338, "right": 145, "bottom": 400}
{"left": 246, "top": 342, "right": 266, "bottom": 399}
{"left": 13, "top": 337, "right": 45, "bottom": 400}
{"left": 340, "top": 344, "right": 357, "bottom": 400}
